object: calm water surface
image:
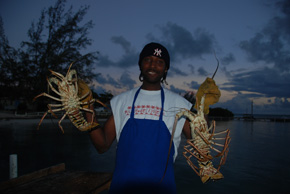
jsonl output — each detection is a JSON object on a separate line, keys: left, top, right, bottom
{"left": 0, "top": 118, "right": 290, "bottom": 194}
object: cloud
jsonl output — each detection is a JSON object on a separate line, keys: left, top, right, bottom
{"left": 96, "top": 36, "right": 138, "bottom": 68}
{"left": 145, "top": 22, "right": 217, "bottom": 77}
{"left": 239, "top": 0, "right": 290, "bottom": 70}
{"left": 188, "top": 64, "right": 195, "bottom": 74}
{"left": 167, "top": 66, "right": 188, "bottom": 77}
{"left": 119, "top": 71, "right": 137, "bottom": 90}
{"left": 215, "top": 92, "right": 253, "bottom": 114}
{"left": 96, "top": 74, "right": 122, "bottom": 88}
{"left": 169, "top": 84, "right": 187, "bottom": 95}
{"left": 197, "top": 67, "right": 209, "bottom": 76}
{"left": 224, "top": 0, "right": 290, "bottom": 99}
{"left": 93, "top": 85, "right": 107, "bottom": 94}
{"left": 155, "top": 22, "right": 216, "bottom": 61}
{"left": 216, "top": 94, "right": 290, "bottom": 115}
{"left": 96, "top": 54, "right": 117, "bottom": 67}
{"left": 185, "top": 80, "right": 200, "bottom": 90}
{"left": 95, "top": 71, "right": 136, "bottom": 90}
{"left": 117, "top": 53, "right": 139, "bottom": 69}
{"left": 214, "top": 91, "right": 290, "bottom": 115}
{"left": 111, "top": 36, "right": 132, "bottom": 53}
{"left": 97, "top": 22, "right": 217, "bottom": 81}
{"left": 221, "top": 53, "right": 235, "bottom": 66}
{"left": 255, "top": 97, "right": 290, "bottom": 115}
{"left": 223, "top": 67, "right": 290, "bottom": 98}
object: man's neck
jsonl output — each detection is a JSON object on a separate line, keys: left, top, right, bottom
{"left": 141, "top": 83, "right": 161, "bottom": 91}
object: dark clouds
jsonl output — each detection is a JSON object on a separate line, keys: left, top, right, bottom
{"left": 221, "top": 53, "right": 235, "bottom": 66}
{"left": 97, "top": 50, "right": 138, "bottom": 68}
{"left": 186, "top": 80, "right": 200, "bottom": 90}
{"left": 214, "top": 92, "right": 253, "bottom": 114}
{"left": 98, "top": 22, "right": 218, "bottom": 69}
{"left": 223, "top": 67, "right": 290, "bottom": 98}
{"left": 169, "top": 85, "right": 187, "bottom": 95}
{"left": 96, "top": 74, "right": 122, "bottom": 88}
{"left": 96, "top": 72, "right": 136, "bottom": 90}
{"left": 111, "top": 36, "right": 132, "bottom": 53}
{"left": 225, "top": 0, "right": 290, "bottom": 99}
{"left": 188, "top": 64, "right": 195, "bottom": 74}
{"left": 93, "top": 0, "right": 290, "bottom": 115}
{"left": 197, "top": 67, "right": 209, "bottom": 77}
{"left": 96, "top": 36, "right": 138, "bottom": 68}
{"left": 215, "top": 92, "right": 290, "bottom": 115}
{"left": 146, "top": 22, "right": 218, "bottom": 78}
{"left": 119, "top": 71, "right": 137, "bottom": 89}
{"left": 95, "top": 22, "right": 218, "bottom": 89}
{"left": 157, "top": 22, "right": 216, "bottom": 61}
{"left": 168, "top": 66, "right": 188, "bottom": 77}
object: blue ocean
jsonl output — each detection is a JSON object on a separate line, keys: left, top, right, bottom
{"left": 0, "top": 118, "right": 290, "bottom": 194}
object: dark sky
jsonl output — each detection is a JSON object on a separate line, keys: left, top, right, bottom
{"left": 1, "top": 0, "right": 289, "bottom": 114}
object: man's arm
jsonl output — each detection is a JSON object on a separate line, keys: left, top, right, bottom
{"left": 86, "top": 107, "right": 116, "bottom": 154}
{"left": 182, "top": 119, "right": 192, "bottom": 139}
{"left": 77, "top": 79, "right": 116, "bottom": 154}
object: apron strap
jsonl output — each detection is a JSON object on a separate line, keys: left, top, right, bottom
{"left": 130, "top": 87, "right": 165, "bottom": 121}
{"left": 130, "top": 87, "right": 141, "bottom": 119}
{"left": 159, "top": 88, "right": 165, "bottom": 121}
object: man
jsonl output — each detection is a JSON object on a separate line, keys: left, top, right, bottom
{"left": 86, "top": 42, "right": 192, "bottom": 193}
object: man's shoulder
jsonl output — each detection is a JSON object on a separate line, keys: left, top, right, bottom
{"left": 112, "top": 87, "right": 138, "bottom": 102}
{"left": 163, "top": 88, "right": 184, "bottom": 99}
{"left": 163, "top": 88, "right": 192, "bottom": 107}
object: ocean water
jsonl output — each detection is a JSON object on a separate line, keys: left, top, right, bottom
{"left": 0, "top": 119, "right": 290, "bottom": 194}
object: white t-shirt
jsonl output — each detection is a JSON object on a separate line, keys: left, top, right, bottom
{"left": 110, "top": 87, "right": 192, "bottom": 160}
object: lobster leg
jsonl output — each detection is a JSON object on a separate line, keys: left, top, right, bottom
{"left": 33, "top": 92, "right": 62, "bottom": 102}
{"left": 36, "top": 106, "right": 64, "bottom": 130}
{"left": 80, "top": 107, "right": 96, "bottom": 125}
{"left": 183, "top": 152, "right": 200, "bottom": 176}
{"left": 48, "top": 77, "right": 63, "bottom": 97}
{"left": 37, "top": 111, "right": 48, "bottom": 130}
{"left": 49, "top": 69, "right": 65, "bottom": 80}
{"left": 185, "top": 140, "right": 213, "bottom": 161}
{"left": 208, "top": 120, "right": 216, "bottom": 140}
{"left": 212, "top": 129, "right": 231, "bottom": 157}
{"left": 58, "top": 112, "right": 67, "bottom": 133}
{"left": 48, "top": 104, "right": 63, "bottom": 107}
{"left": 217, "top": 133, "right": 231, "bottom": 169}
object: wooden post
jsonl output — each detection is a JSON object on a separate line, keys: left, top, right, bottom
{"left": 9, "top": 154, "right": 18, "bottom": 179}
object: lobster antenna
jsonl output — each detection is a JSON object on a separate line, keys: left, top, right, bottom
{"left": 212, "top": 50, "right": 219, "bottom": 79}
{"left": 160, "top": 114, "right": 178, "bottom": 183}
{"left": 67, "top": 61, "right": 76, "bottom": 75}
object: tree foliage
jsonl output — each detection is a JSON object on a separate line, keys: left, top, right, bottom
{"left": 98, "top": 92, "right": 114, "bottom": 105}
{"left": 0, "top": 17, "right": 21, "bottom": 99}
{"left": 0, "top": 0, "right": 98, "bottom": 102}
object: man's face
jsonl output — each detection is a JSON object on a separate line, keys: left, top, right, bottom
{"left": 140, "top": 56, "right": 167, "bottom": 85}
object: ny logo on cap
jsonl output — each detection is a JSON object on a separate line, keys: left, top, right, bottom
{"left": 154, "top": 48, "right": 162, "bottom": 57}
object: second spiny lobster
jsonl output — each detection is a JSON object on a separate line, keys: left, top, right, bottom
{"left": 174, "top": 95, "right": 231, "bottom": 183}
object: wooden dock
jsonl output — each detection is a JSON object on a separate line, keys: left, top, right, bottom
{"left": 0, "top": 163, "right": 112, "bottom": 194}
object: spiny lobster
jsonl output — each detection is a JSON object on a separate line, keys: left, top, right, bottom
{"left": 167, "top": 53, "right": 230, "bottom": 183}
{"left": 175, "top": 95, "right": 231, "bottom": 183}
{"left": 33, "top": 62, "right": 103, "bottom": 133}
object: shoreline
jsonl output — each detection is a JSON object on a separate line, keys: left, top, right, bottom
{"left": 0, "top": 111, "right": 109, "bottom": 122}
{"left": 1, "top": 111, "right": 290, "bottom": 122}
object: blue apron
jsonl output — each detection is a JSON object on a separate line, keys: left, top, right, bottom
{"left": 109, "top": 87, "right": 176, "bottom": 194}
